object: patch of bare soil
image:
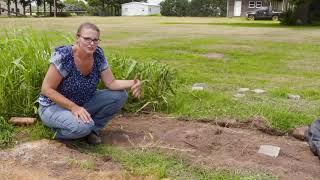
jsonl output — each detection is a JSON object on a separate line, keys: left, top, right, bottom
{"left": 0, "top": 140, "right": 126, "bottom": 179}
{"left": 1, "top": 114, "right": 319, "bottom": 179}
{"left": 103, "top": 114, "right": 319, "bottom": 180}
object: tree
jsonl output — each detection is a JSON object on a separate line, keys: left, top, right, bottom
{"left": 56, "top": 0, "right": 65, "bottom": 12}
{"left": 160, "top": 0, "right": 226, "bottom": 17}
{"left": 87, "top": 0, "right": 107, "bottom": 16}
{"left": 293, "top": 0, "right": 313, "bottom": 24}
{"left": 160, "top": 0, "right": 189, "bottom": 16}
{"left": 14, "top": 0, "right": 18, "bottom": 16}
{"left": 87, "top": 0, "right": 132, "bottom": 16}
{"left": 35, "top": 0, "right": 42, "bottom": 15}
{"left": 46, "top": 0, "right": 53, "bottom": 16}
{"left": 310, "top": 0, "right": 320, "bottom": 21}
{"left": 280, "top": 0, "right": 319, "bottom": 25}
{"left": 43, "top": 0, "right": 46, "bottom": 16}
{"left": 64, "top": 0, "right": 88, "bottom": 12}
{"left": 19, "top": 0, "right": 31, "bottom": 15}
{"left": 29, "top": 0, "right": 33, "bottom": 16}
{"left": 190, "top": 0, "right": 226, "bottom": 17}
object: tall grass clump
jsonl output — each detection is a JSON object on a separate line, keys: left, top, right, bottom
{"left": 0, "top": 116, "right": 14, "bottom": 148}
{"left": 107, "top": 55, "right": 177, "bottom": 112}
{"left": 0, "top": 28, "right": 70, "bottom": 118}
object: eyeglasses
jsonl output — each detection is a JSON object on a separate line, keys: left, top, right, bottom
{"left": 80, "top": 36, "right": 101, "bottom": 44}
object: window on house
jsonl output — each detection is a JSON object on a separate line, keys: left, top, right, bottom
{"left": 1, "top": 9, "right": 4, "bottom": 13}
{"left": 248, "top": 1, "right": 255, "bottom": 8}
{"left": 125, "top": 8, "right": 128, "bottom": 12}
{"left": 11, "top": 8, "right": 14, "bottom": 12}
{"left": 256, "top": 1, "right": 262, "bottom": 8}
{"left": 16, "top": 8, "right": 20, "bottom": 13}
{"left": 142, "top": 8, "right": 144, "bottom": 12}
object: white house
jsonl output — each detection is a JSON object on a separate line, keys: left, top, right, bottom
{"left": 121, "top": 2, "right": 160, "bottom": 16}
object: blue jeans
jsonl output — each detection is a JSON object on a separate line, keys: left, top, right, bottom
{"left": 38, "top": 89, "right": 128, "bottom": 140}
{"left": 306, "top": 119, "right": 320, "bottom": 157}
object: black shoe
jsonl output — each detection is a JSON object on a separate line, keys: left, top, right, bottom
{"left": 87, "top": 132, "right": 102, "bottom": 145}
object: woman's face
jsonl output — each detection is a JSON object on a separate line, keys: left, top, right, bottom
{"left": 77, "top": 28, "right": 100, "bottom": 54}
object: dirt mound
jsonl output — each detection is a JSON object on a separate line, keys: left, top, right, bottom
{"left": 103, "top": 114, "right": 320, "bottom": 180}
{"left": 0, "top": 140, "right": 124, "bottom": 179}
{"left": 1, "top": 114, "right": 319, "bottom": 179}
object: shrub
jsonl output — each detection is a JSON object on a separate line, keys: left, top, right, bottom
{"left": 108, "top": 56, "right": 177, "bottom": 112}
{"left": 0, "top": 116, "right": 14, "bottom": 148}
{"left": 0, "top": 28, "right": 70, "bottom": 118}
{"left": 280, "top": 9, "right": 298, "bottom": 25}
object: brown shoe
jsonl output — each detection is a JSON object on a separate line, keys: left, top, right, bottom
{"left": 56, "top": 139, "right": 77, "bottom": 148}
{"left": 87, "top": 132, "right": 102, "bottom": 145}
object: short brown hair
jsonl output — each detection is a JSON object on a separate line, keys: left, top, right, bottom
{"left": 77, "top": 22, "right": 100, "bottom": 35}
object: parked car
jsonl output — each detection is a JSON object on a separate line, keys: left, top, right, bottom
{"left": 246, "top": 7, "right": 282, "bottom": 21}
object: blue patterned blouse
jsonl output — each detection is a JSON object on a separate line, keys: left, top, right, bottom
{"left": 38, "top": 45, "right": 108, "bottom": 106}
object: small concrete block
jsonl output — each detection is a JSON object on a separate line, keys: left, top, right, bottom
{"left": 252, "top": 89, "right": 266, "bottom": 94}
{"left": 192, "top": 86, "right": 204, "bottom": 91}
{"left": 203, "top": 53, "right": 225, "bottom": 59}
{"left": 234, "top": 93, "right": 245, "bottom": 98}
{"left": 288, "top": 94, "right": 301, "bottom": 100}
{"left": 258, "top": 145, "right": 280, "bottom": 158}
{"left": 238, "top": 88, "right": 250, "bottom": 93}
{"left": 192, "top": 83, "right": 207, "bottom": 91}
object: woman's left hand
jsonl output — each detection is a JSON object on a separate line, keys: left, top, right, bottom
{"left": 131, "top": 79, "right": 141, "bottom": 98}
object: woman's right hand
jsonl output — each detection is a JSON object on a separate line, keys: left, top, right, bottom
{"left": 70, "top": 105, "right": 92, "bottom": 123}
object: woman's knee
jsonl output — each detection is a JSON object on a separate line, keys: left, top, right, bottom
{"left": 67, "top": 121, "right": 94, "bottom": 138}
{"left": 117, "top": 90, "right": 128, "bottom": 105}
{"left": 100, "top": 89, "right": 128, "bottom": 107}
{"left": 110, "top": 90, "right": 128, "bottom": 112}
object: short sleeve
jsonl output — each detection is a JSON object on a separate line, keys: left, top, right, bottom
{"left": 96, "top": 47, "right": 108, "bottom": 73}
{"left": 50, "top": 50, "right": 68, "bottom": 77}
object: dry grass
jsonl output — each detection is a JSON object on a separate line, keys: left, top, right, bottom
{"left": 1, "top": 17, "right": 320, "bottom": 45}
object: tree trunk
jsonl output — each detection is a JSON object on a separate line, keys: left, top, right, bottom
{"left": 7, "top": 0, "right": 10, "bottom": 16}
{"left": 54, "top": 0, "right": 57, "bottom": 17}
{"left": 23, "top": 6, "right": 25, "bottom": 15}
{"left": 14, "top": 0, "right": 17, "bottom": 16}
{"left": 29, "top": 3, "right": 32, "bottom": 16}
{"left": 102, "top": 3, "right": 105, "bottom": 16}
{"left": 43, "top": 0, "right": 46, "bottom": 16}
{"left": 49, "top": 3, "right": 52, "bottom": 16}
